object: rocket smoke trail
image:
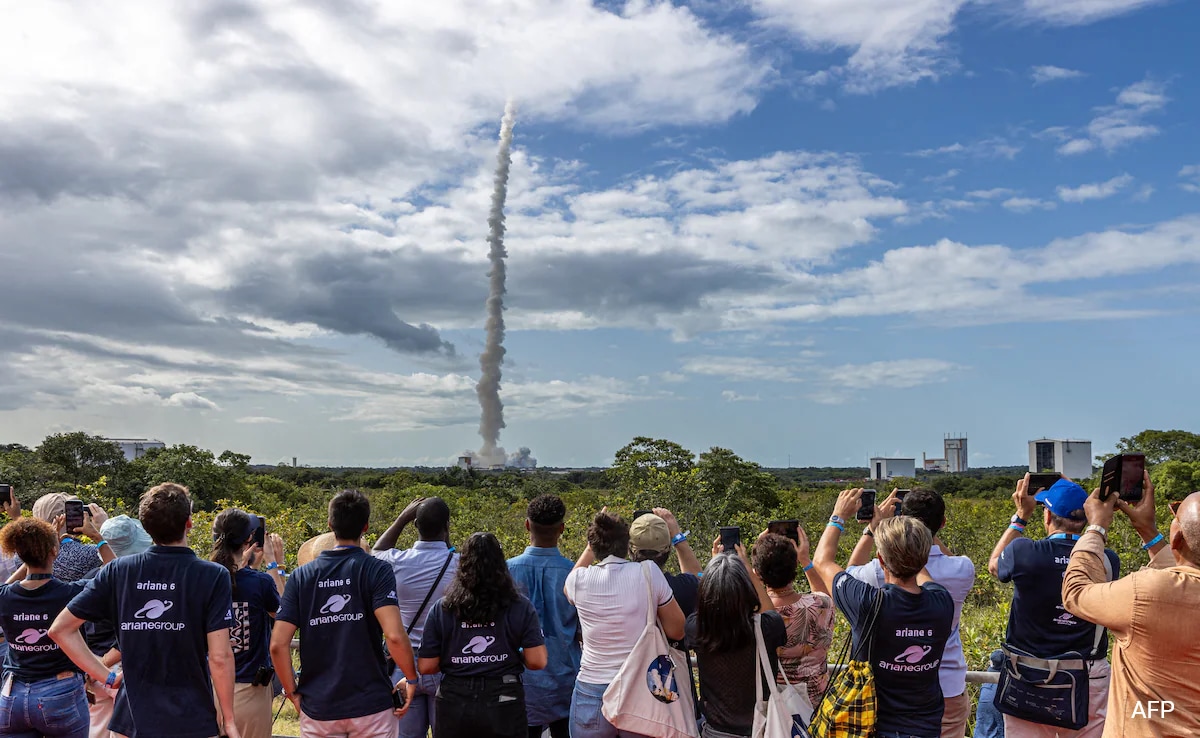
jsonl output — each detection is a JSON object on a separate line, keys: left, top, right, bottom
{"left": 476, "top": 101, "right": 516, "bottom": 465}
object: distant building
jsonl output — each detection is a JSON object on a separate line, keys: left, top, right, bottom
{"left": 456, "top": 455, "right": 473, "bottom": 471}
{"left": 923, "top": 454, "right": 950, "bottom": 473}
{"left": 1028, "top": 438, "right": 1093, "bottom": 480}
{"left": 869, "top": 457, "right": 916, "bottom": 481}
{"left": 944, "top": 435, "right": 968, "bottom": 473}
{"left": 104, "top": 438, "right": 165, "bottom": 461}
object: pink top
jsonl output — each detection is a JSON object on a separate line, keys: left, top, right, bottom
{"left": 774, "top": 592, "right": 835, "bottom": 704}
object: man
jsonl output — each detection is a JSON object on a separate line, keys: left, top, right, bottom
{"left": 298, "top": 530, "right": 370, "bottom": 566}
{"left": 507, "top": 495, "right": 580, "bottom": 738}
{"left": 628, "top": 507, "right": 703, "bottom": 617}
{"left": 1062, "top": 475, "right": 1200, "bottom": 737}
{"left": 373, "top": 496, "right": 458, "bottom": 738}
{"left": 271, "top": 489, "right": 417, "bottom": 738}
{"left": 49, "top": 483, "right": 240, "bottom": 738}
{"left": 847, "top": 489, "right": 975, "bottom": 738}
{"left": 987, "top": 476, "right": 1119, "bottom": 738}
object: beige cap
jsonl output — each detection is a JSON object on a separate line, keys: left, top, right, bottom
{"left": 629, "top": 513, "right": 671, "bottom": 555}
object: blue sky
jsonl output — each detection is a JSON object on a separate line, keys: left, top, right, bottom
{"left": 0, "top": 0, "right": 1197, "bottom": 468}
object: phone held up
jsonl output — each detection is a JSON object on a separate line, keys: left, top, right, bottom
{"left": 1100, "top": 453, "right": 1146, "bottom": 503}
{"left": 719, "top": 526, "right": 741, "bottom": 553}
{"left": 252, "top": 515, "right": 267, "bottom": 548}
{"left": 1027, "top": 473, "right": 1062, "bottom": 496}
{"left": 767, "top": 519, "right": 799, "bottom": 543}
{"left": 632, "top": 510, "right": 654, "bottom": 521}
{"left": 856, "top": 489, "right": 877, "bottom": 523}
{"left": 893, "top": 489, "right": 911, "bottom": 515}
{"left": 64, "top": 499, "right": 86, "bottom": 533}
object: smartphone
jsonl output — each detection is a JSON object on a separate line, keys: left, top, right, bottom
{"left": 391, "top": 682, "right": 407, "bottom": 709}
{"left": 1100, "top": 453, "right": 1145, "bottom": 502}
{"left": 0, "top": 484, "right": 11, "bottom": 503}
{"left": 64, "top": 499, "right": 86, "bottom": 533}
{"left": 633, "top": 509, "right": 654, "bottom": 521}
{"left": 1027, "top": 473, "right": 1061, "bottom": 495}
{"left": 767, "top": 519, "right": 799, "bottom": 543}
{"left": 856, "top": 489, "right": 876, "bottom": 522}
{"left": 893, "top": 489, "right": 911, "bottom": 515}
{"left": 1170, "top": 501, "right": 1182, "bottom": 516}
{"left": 719, "top": 526, "right": 740, "bottom": 553}
{"left": 252, "top": 515, "right": 266, "bottom": 548}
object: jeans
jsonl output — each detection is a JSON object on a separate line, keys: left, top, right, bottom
{"left": 395, "top": 668, "right": 442, "bottom": 738}
{"left": 973, "top": 650, "right": 1005, "bottom": 738}
{"left": 568, "top": 681, "right": 653, "bottom": 738}
{"left": 0, "top": 673, "right": 89, "bottom": 738}
{"left": 529, "top": 718, "right": 570, "bottom": 738}
{"left": 433, "top": 674, "right": 526, "bottom": 738}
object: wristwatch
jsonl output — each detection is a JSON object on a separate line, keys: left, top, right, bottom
{"left": 1085, "top": 524, "right": 1108, "bottom": 542}
{"left": 863, "top": 527, "right": 874, "bottom": 538}
{"left": 1011, "top": 514, "right": 1027, "bottom": 526}
{"left": 829, "top": 514, "right": 847, "bottom": 526}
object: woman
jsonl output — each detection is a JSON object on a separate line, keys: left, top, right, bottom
{"left": 686, "top": 543, "right": 784, "bottom": 738}
{"left": 751, "top": 530, "right": 835, "bottom": 705}
{"left": 417, "top": 532, "right": 547, "bottom": 738}
{"left": 564, "top": 510, "right": 685, "bottom": 738}
{"left": 0, "top": 517, "right": 89, "bottom": 737}
{"left": 5, "top": 494, "right": 114, "bottom": 584}
{"left": 813, "top": 488, "right": 954, "bottom": 738}
{"left": 211, "top": 509, "right": 284, "bottom": 738}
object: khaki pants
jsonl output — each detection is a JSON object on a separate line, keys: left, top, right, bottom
{"left": 232, "top": 682, "right": 275, "bottom": 738}
{"left": 941, "top": 691, "right": 971, "bottom": 738}
{"left": 300, "top": 706, "right": 398, "bottom": 738}
{"left": 1003, "top": 659, "right": 1111, "bottom": 738}
{"left": 88, "top": 677, "right": 117, "bottom": 738}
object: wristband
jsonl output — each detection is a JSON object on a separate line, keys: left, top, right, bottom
{"left": 802, "top": 562, "right": 814, "bottom": 572}
{"left": 1009, "top": 523, "right": 1026, "bottom": 533}
{"left": 1011, "top": 514, "right": 1028, "bottom": 526}
{"left": 406, "top": 677, "right": 420, "bottom": 685}
{"left": 105, "top": 670, "right": 118, "bottom": 688}
{"left": 266, "top": 561, "right": 279, "bottom": 571}
{"left": 671, "top": 531, "right": 689, "bottom": 546}
{"left": 1141, "top": 533, "right": 1164, "bottom": 550}
{"left": 95, "top": 540, "right": 109, "bottom": 551}
{"left": 826, "top": 521, "right": 844, "bottom": 532}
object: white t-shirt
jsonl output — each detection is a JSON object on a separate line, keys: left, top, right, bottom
{"left": 565, "top": 556, "right": 675, "bottom": 685}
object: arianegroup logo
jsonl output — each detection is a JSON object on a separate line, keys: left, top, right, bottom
{"left": 1054, "top": 612, "right": 1078, "bottom": 626}
{"left": 319, "top": 594, "right": 352, "bottom": 614}
{"left": 645, "top": 656, "right": 679, "bottom": 704}
{"left": 135, "top": 599, "right": 174, "bottom": 619}
{"left": 462, "top": 635, "right": 496, "bottom": 655}
{"left": 894, "top": 645, "right": 932, "bottom": 664}
{"left": 14, "top": 628, "right": 48, "bottom": 645}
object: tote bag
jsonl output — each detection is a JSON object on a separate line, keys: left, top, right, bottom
{"left": 809, "top": 588, "right": 883, "bottom": 738}
{"left": 601, "top": 561, "right": 699, "bottom": 738}
{"left": 752, "top": 614, "right": 815, "bottom": 738}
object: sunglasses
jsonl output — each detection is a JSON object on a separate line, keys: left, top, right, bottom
{"left": 1170, "top": 501, "right": 1182, "bottom": 516}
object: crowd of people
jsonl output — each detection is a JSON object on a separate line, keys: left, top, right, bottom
{"left": 0, "top": 472, "right": 1195, "bottom": 738}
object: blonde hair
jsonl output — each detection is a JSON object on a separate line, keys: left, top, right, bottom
{"left": 875, "top": 516, "right": 931, "bottom": 579}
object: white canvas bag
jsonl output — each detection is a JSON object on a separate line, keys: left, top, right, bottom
{"left": 752, "top": 614, "right": 815, "bottom": 738}
{"left": 600, "top": 561, "right": 699, "bottom": 738}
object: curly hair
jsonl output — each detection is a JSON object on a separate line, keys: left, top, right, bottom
{"left": 751, "top": 533, "right": 798, "bottom": 589}
{"left": 527, "top": 495, "right": 566, "bottom": 526}
{"left": 587, "top": 512, "right": 629, "bottom": 560}
{"left": 211, "top": 508, "right": 254, "bottom": 595}
{"left": 0, "top": 517, "right": 58, "bottom": 568}
{"left": 442, "top": 532, "right": 518, "bottom": 625}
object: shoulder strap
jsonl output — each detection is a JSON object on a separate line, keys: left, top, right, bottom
{"left": 408, "top": 551, "right": 454, "bottom": 636}
{"left": 754, "top": 613, "right": 781, "bottom": 701}
{"left": 640, "top": 560, "right": 657, "bottom": 628}
{"left": 852, "top": 587, "right": 885, "bottom": 662}
{"left": 1091, "top": 552, "right": 1114, "bottom": 656}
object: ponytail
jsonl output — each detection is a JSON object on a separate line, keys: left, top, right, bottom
{"left": 210, "top": 508, "right": 254, "bottom": 596}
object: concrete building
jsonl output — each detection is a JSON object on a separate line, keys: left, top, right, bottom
{"left": 923, "top": 454, "right": 950, "bottom": 473}
{"left": 944, "top": 435, "right": 968, "bottom": 473}
{"left": 104, "top": 438, "right": 165, "bottom": 461}
{"left": 1028, "top": 439, "right": 1093, "bottom": 480}
{"left": 869, "top": 457, "right": 916, "bottom": 481}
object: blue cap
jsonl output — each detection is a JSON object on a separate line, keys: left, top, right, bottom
{"left": 1035, "top": 479, "right": 1088, "bottom": 519}
{"left": 99, "top": 515, "right": 153, "bottom": 557}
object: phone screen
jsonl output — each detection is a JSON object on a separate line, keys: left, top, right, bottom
{"left": 767, "top": 519, "right": 799, "bottom": 543}
{"left": 719, "top": 526, "right": 740, "bottom": 552}
{"left": 64, "top": 499, "right": 86, "bottom": 533}
{"left": 1028, "top": 474, "right": 1061, "bottom": 495}
{"left": 253, "top": 515, "right": 266, "bottom": 548}
{"left": 632, "top": 509, "right": 654, "bottom": 521}
{"left": 0, "top": 484, "right": 11, "bottom": 502}
{"left": 1119, "top": 454, "right": 1145, "bottom": 502}
{"left": 1099, "top": 456, "right": 1121, "bottom": 501}
{"left": 856, "top": 490, "right": 876, "bottom": 522}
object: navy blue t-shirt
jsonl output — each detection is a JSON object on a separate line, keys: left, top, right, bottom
{"left": 833, "top": 572, "right": 953, "bottom": 738}
{"left": 418, "top": 596, "right": 545, "bottom": 678}
{"left": 277, "top": 547, "right": 399, "bottom": 721}
{"left": 998, "top": 536, "right": 1120, "bottom": 657}
{"left": 231, "top": 567, "right": 280, "bottom": 683}
{"left": 68, "top": 546, "right": 234, "bottom": 738}
{"left": 0, "top": 579, "right": 86, "bottom": 681}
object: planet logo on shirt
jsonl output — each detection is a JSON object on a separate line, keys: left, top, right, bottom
{"left": 14, "top": 628, "right": 48, "bottom": 645}
{"left": 645, "top": 656, "right": 679, "bottom": 704}
{"left": 135, "top": 600, "right": 174, "bottom": 619}
{"left": 319, "top": 594, "right": 352, "bottom": 614}
{"left": 462, "top": 635, "right": 496, "bottom": 654}
{"left": 894, "top": 645, "right": 932, "bottom": 664}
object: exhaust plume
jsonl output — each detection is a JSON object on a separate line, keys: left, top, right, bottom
{"left": 475, "top": 101, "right": 517, "bottom": 466}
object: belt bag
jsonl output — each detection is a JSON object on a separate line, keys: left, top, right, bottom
{"left": 994, "top": 551, "right": 1111, "bottom": 731}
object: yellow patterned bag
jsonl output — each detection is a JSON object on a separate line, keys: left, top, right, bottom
{"left": 810, "top": 589, "right": 883, "bottom": 738}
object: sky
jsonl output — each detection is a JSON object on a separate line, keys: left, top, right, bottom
{"left": 1, "top": 0, "right": 1198, "bottom": 469}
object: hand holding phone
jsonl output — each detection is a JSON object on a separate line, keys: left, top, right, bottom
{"left": 252, "top": 516, "right": 266, "bottom": 548}
{"left": 719, "top": 526, "right": 740, "bottom": 553}
{"left": 856, "top": 490, "right": 877, "bottom": 523}
{"left": 1027, "top": 473, "right": 1061, "bottom": 495}
{"left": 632, "top": 509, "right": 654, "bottom": 521}
{"left": 64, "top": 499, "right": 86, "bottom": 534}
{"left": 767, "top": 519, "right": 799, "bottom": 543}
{"left": 1100, "top": 454, "right": 1146, "bottom": 502}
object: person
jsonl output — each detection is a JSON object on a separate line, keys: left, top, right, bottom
{"left": 83, "top": 515, "right": 154, "bottom": 738}
{"left": 8, "top": 494, "right": 115, "bottom": 583}
{"left": 686, "top": 543, "right": 784, "bottom": 738}
{"left": 565, "top": 510, "right": 685, "bottom": 738}
{"left": 629, "top": 508, "right": 703, "bottom": 619}
{"left": 506, "top": 495, "right": 580, "bottom": 738}
{"left": 0, "top": 517, "right": 89, "bottom": 738}
{"left": 49, "top": 482, "right": 240, "bottom": 738}
{"left": 813, "top": 488, "right": 954, "bottom": 738}
{"left": 751, "top": 530, "right": 834, "bottom": 705}
{"left": 1061, "top": 477, "right": 1200, "bottom": 737}
{"left": 986, "top": 476, "right": 1118, "bottom": 738}
{"left": 972, "top": 650, "right": 1006, "bottom": 738}
{"left": 373, "top": 497, "right": 459, "bottom": 738}
{"left": 848, "top": 489, "right": 976, "bottom": 738}
{"left": 211, "top": 510, "right": 284, "bottom": 738}
{"left": 271, "top": 489, "right": 418, "bottom": 738}
{"left": 0, "top": 484, "right": 24, "bottom": 668}
{"left": 297, "top": 531, "right": 369, "bottom": 566}
{"left": 419, "top": 532, "right": 548, "bottom": 738}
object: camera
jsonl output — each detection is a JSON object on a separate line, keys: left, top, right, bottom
{"left": 252, "top": 664, "right": 274, "bottom": 687}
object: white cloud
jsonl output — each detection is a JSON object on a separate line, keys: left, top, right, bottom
{"left": 967, "top": 188, "right": 1014, "bottom": 200}
{"left": 1056, "top": 174, "right": 1134, "bottom": 202}
{"left": 721, "top": 390, "right": 761, "bottom": 402}
{"left": 681, "top": 357, "right": 799, "bottom": 383}
{"left": 165, "top": 392, "right": 221, "bottom": 411}
{"left": 235, "top": 416, "right": 284, "bottom": 425}
{"left": 910, "top": 137, "right": 1021, "bottom": 159}
{"left": 1181, "top": 165, "right": 1200, "bottom": 194}
{"left": 825, "top": 359, "right": 961, "bottom": 390}
{"left": 1020, "top": 0, "right": 1172, "bottom": 25}
{"left": 1003, "top": 197, "right": 1057, "bottom": 212}
{"left": 1058, "top": 79, "right": 1168, "bottom": 155}
{"left": 1031, "top": 65, "right": 1085, "bottom": 84}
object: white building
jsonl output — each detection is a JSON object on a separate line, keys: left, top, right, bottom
{"left": 1028, "top": 439, "right": 1093, "bottom": 480}
{"left": 945, "top": 436, "right": 968, "bottom": 473}
{"left": 104, "top": 438, "right": 165, "bottom": 461}
{"left": 869, "top": 457, "right": 916, "bottom": 481}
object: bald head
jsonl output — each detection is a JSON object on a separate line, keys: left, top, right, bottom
{"left": 1171, "top": 492, "right": 1200, "bottom": 567}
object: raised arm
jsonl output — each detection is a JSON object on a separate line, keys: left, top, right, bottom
{"left": 373, "top": 497, "right": 425, "bottom": 552}
{"left": 655, "top": 508, "right": 701, "bottom": 576}
{"left": 814, "top": 488, "right": 862, "bottom": 586}
{"left": 1115, "top": 470, "right": 1167, "bottom": 558}
{"left": 1062, "top": 488, "right": 1134, "bottom": 633}
{"left": 989, "top": 476, "right": 1037, "bottom": 578}
{"left": 848, "top": 490, "right": 896, "bottom": 567}
{"left": 736, "top": 542, "right": 774, "bottom": 613}
{"left": 794, "top": 526, "right": 829, "bottom": 596}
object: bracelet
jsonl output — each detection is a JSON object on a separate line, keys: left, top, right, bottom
{"left": 1009, "top": 524, "right": 1026, "bottom": 533}
{"left": 863, "top": 528, "right": 874, "bottom": 538}
{"left": 802, "top": 562, "right": 814, "bottom": 572}
{"left": 1141, "top": 533, "right": 1164, "bottom": 550}
{"left": 406, "top": 677, "right": 420, "bottom": 685}
{"left": 826, "top": 521, "right": 844, "bottom": 532}
{"left": 95, "top": 540, "right": 109, "bottom": 551}
{"left": 105, "top": 670, "right": 118, "bottom": 688}
{"left": 266, "top": 562, "right": 279, "bottom": 571}
{"left": 671, "top": 531, "right": 689, "bottom": 546}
